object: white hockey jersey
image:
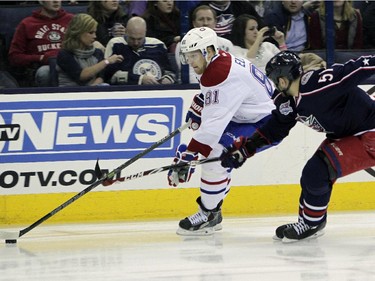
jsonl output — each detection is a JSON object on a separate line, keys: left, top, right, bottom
{"left": 187, "top": 50, "right": 275, "bottom": 157}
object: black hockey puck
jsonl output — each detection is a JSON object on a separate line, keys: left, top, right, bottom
{"left": 5, "top": 239, "right": 17, "bottom": 244}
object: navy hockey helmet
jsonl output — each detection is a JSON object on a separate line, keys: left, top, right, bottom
{"left": 265, "top": 51, "right": 303, "bottom": 86}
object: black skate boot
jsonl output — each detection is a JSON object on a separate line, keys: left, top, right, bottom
{"left": 176, "top": 197, "right": 223, "bottom": 236}
{"left": 273, "top": 216, "right": 304, "bottom": 240}
{"left": 282, "top": 220, "right": 327, "bottom": 243}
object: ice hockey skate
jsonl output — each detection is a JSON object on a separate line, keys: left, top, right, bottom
{"left": 280, "top": 220, "right": 326, "bottom": 243}
{"left": 273, "top": 216, "right": 305, "bottom": 240}
{"left": 176, "top": 197, "right": 222, "bottom": 236}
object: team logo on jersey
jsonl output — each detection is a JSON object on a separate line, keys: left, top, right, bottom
{"left": 133, "top": 59, "right": 162, "bottom": 79}
{"left": 215, "top": 14, "right": 235, "bottom": 35}
{"left": 279, "top": 100, "right": 293, "bottom": 115}
{"left": 297, "top": 114, "right": 326, "bottom": 132}
{"left": 301, "top": 71, "right": 313, "bottom": 85}
{"left": 48, "top": 31, "right": 62, "bottom": 42}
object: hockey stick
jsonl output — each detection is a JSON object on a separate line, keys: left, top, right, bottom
{"left": 0, "top": 123, "right": 189, "bottom": 241}
{"left": 366, "top": 85, "right": 375, "bottom": 96}
{"left": 95, "top": 156, "right": 221, "bottom": 186}
{"left": 364, "top": 168, "right": 375, "bottom": 177}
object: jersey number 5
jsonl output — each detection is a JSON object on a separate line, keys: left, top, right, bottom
{"left": 318, "top": 69, "right": 334, "bottom": 83}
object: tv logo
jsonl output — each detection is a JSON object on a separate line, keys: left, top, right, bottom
{"left": 0, "top": 124, "right": 20, "bottom": 141}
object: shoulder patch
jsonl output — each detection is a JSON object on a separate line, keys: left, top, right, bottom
{"left": 301, "top": 71, "right": 313, "bottom": 85}
{"left": 279, "top": 100, "right": 293, "bottom": 115}
{"left": 200, "top": 54, "right": 231, "bottom": 87}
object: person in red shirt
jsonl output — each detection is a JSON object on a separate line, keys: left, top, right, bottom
{"left": 8, "top": 0, "right": 73, "bottom": 87}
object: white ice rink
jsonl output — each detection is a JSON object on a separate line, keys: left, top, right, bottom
{"left": 1, "top": 211, "right": 375, "bottom": 281}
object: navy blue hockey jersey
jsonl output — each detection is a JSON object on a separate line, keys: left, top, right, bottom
{"left": 260, "top": 55, "right": 375, "bottom": 142}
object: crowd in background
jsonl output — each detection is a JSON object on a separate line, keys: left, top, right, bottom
{"left": 0, "top": 0, "right": 374, "bottom": 89}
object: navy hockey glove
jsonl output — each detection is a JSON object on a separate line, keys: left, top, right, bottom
{"left": 220, "top": 136, "right": 255, "bottom": 169}
{"left": 220, "top": 132, "right": 270, "bottom": 169}
{"left": 168, "top": 144, "right": 198, "bottom": 187}
{"left": 185, "top": 93, "right": 204, "bottom": 130}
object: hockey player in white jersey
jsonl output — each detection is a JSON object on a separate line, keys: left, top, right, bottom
{"left": 167, "top": 27, "right": 277, "bottom": 236}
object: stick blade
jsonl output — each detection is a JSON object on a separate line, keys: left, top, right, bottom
{"left": 365, "top": 168, "right": 375, "bottom": 177}
{"left": 0, "top": 231, "right": 20, "bottom": 240}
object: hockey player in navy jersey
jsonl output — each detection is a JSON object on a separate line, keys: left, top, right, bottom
{"left": 220, "top": 50, "right": 375, "bottom": 242}
{"left": 167, "top": 27, "right": 277, "bottom": 236}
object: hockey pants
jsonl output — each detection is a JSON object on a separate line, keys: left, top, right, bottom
{"left": 299, "top": 131, "right": 375, "bottom": 226}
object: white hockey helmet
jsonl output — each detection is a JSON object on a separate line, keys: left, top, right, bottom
{"left": 180, "top": 27, "right": 219, "bottom": 65}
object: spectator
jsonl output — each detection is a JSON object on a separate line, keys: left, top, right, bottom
{"left": 57, "top": 13, "right": 124, "bottom": 87}
{"left": 231, "top": 14, "right": 287, "bottom": 73}
{"left": 126, "top": 0, "right": 148, "bottom": 17}
{"left": 360, "top": 1, "right": 375, "bottom": 49}
{"left": 175, "top": 4, "right": 234, "bottom": 83}
{"left": 142, "top": 0, "right": 181, "bottom": 53}
{"left": 248, "top": 0, "right": 276, "bottom": 19}
{"left": 191, "top": 5, "right": 233, "bottom": 53}
{"left": 0, "top": 71, "right": 19, "bottom": 88}
{"left": 8, "top": 0, "right": 73, "bottom": 87}
{"left": 1, "top": 1, "right": 38, "bottom": 4}
{"left": 104, "top": 16, "right": 176, "bottom": 85}
{"left": 175, "top": 1, "right": 201, "bottom": 17}
{"left": 87, "top": 0, "right": 128, "bottom": 47}
{"left": 309, "top": 0, "right": 363, "bottom": 50}
{"left": 197, "top": 1, "right": 261, "bottom": 41}
{"left": 263, "top": 0, "right": 310, "bottom": 52}
{"left": 303, "top": 0, "right": 321, "bottom": 13}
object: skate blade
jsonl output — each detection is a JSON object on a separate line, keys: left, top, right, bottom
{"left": 176, "top": 226, "right": 214, "bottom": 236}
{"left": 282, "top": 230, "right": 325, "bottom": 243}
{"left": 214, "top": 223, "right": 222, "bottom": 231}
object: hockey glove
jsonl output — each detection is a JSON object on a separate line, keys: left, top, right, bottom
{"left": 220, "top": 132, "right": 270, "bottom": 169}
{"left": 185, "top": 93, "right": 204, "bottom": 130}
{"left": 168, "top": 144, "right": 198, "bottom": 187}
{"left": 220, "top": 136, "right": 255, "bottom": 169}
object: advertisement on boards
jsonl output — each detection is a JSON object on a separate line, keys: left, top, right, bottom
{"left": 1, "top": 85, "right": 373, "bottom": 195}
{"left": 0, "top": 90, "right": 192, "bottom": 194}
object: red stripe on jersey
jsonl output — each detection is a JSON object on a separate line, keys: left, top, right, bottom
{"left": 187, "top": 138, "right": 212, "bottom": 157}
{"left": 201, "top": 178, "right": 229, "bottom": 185}
{"left": 200, "top": 51, "right": 232, "bottom": 87}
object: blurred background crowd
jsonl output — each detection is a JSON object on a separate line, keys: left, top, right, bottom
{"left": 0, "top": 0, "right": 374, "bottom": 89}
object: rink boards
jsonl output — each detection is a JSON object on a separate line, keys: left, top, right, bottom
{"left": 1, "top": 88, "right": 374, "bottom": 225}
